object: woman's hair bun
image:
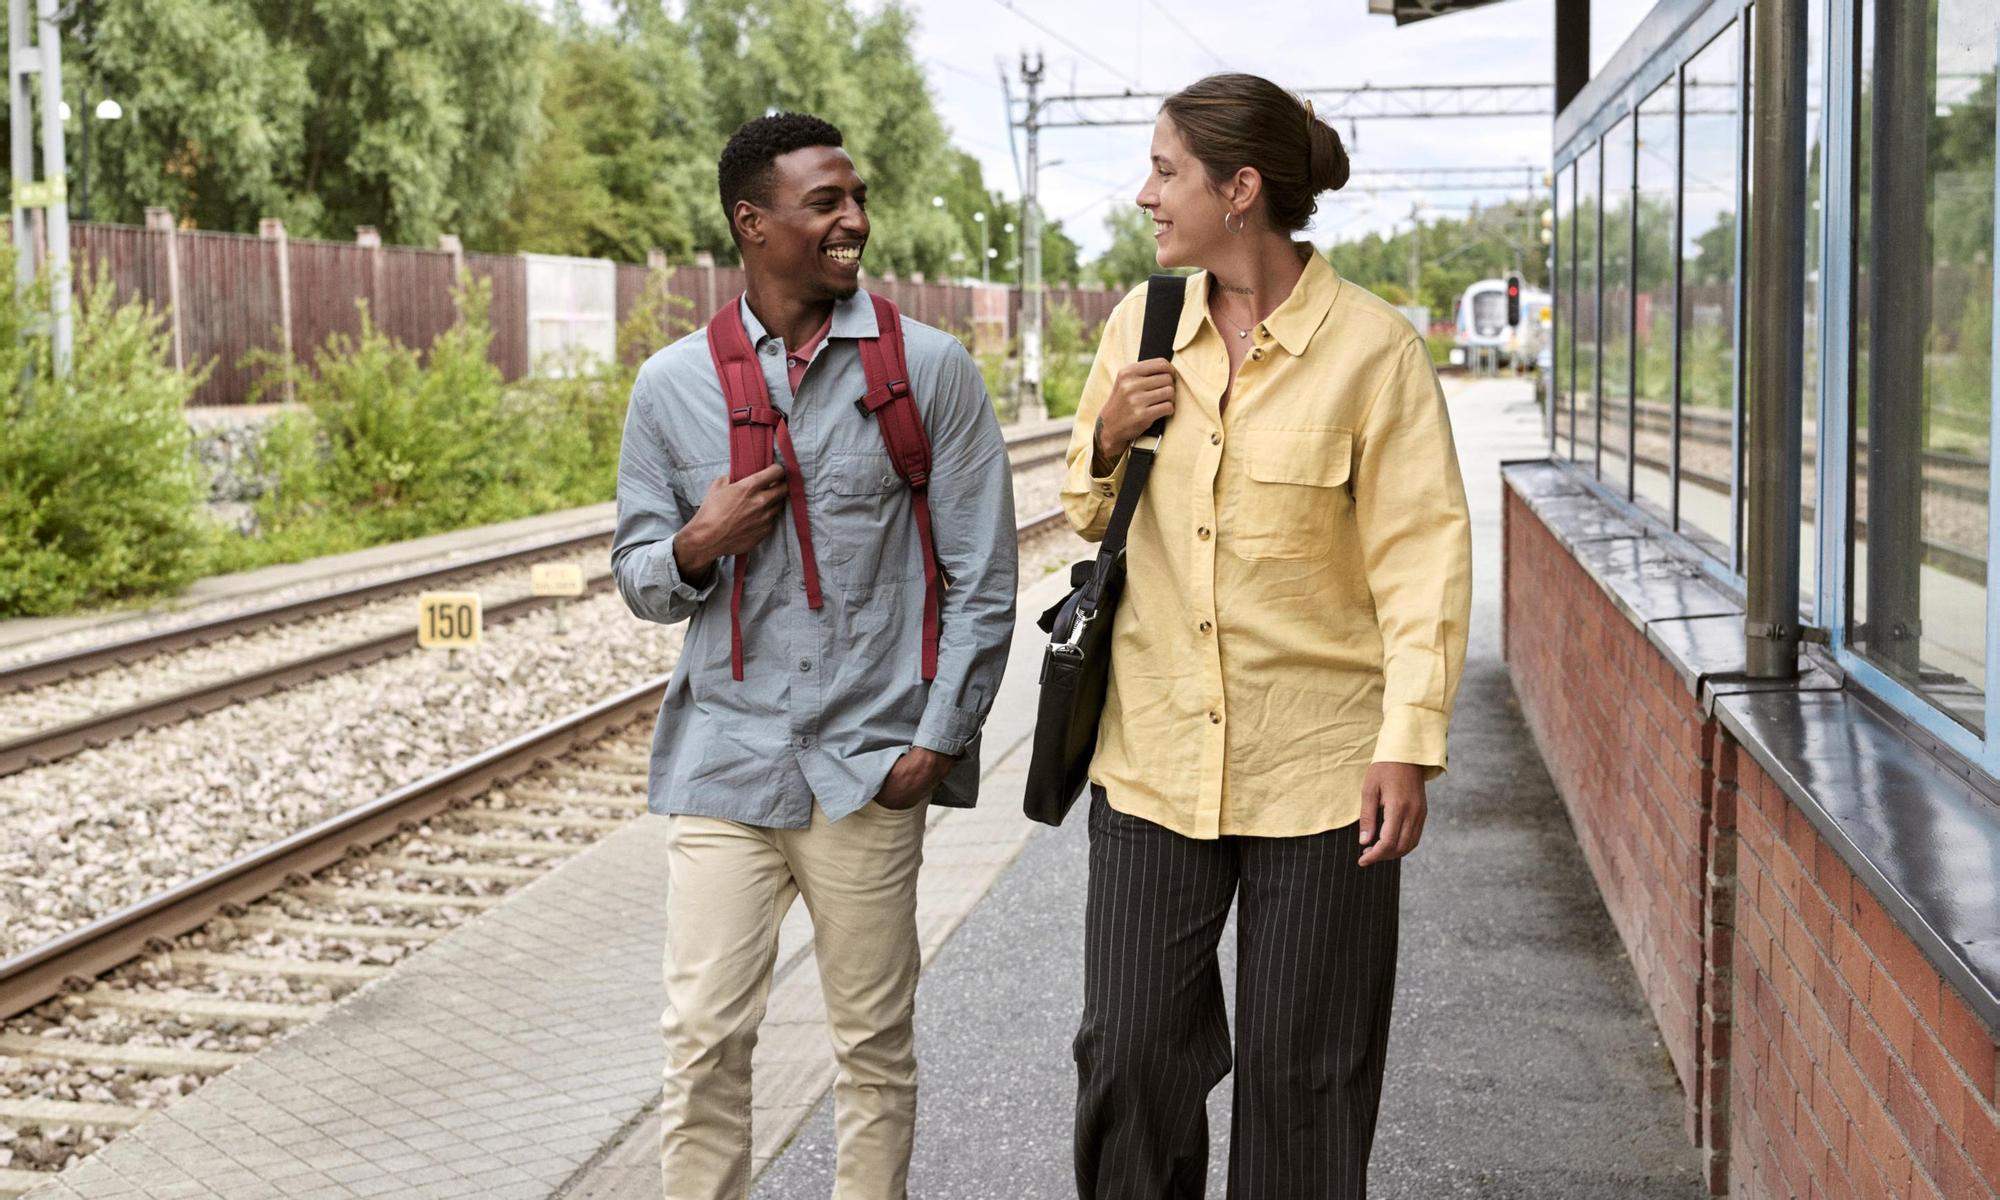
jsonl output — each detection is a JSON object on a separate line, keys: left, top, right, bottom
{"left": 1161, "top": 73, "right": 1350, "bottom": 232}
{"left": 1308, "top": 115, "right": 1349, "bottom": 193}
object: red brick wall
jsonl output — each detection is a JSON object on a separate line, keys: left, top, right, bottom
{"left": 1502, "top": 489, "right": 1715, "bottom": 1132}
{"left": 1729, "top": 748, "right": 1999, "bottom": 1199}
{"left": 1502, "top": 484, "right": 2000, "bottom": 1198}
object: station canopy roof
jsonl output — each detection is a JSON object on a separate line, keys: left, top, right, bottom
{"left": 1366, "top": 0, "right": 1510, "bottom": 25}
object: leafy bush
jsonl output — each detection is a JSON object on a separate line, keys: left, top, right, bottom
{"left": 217, "top": 269, "right": 693, "bottom": 573}
{"left": 228, "top": 277, "right": 533, "bottom": 567}
{"left": 1041, "top": 300, "right": 1097, "bottom": 418}
{"left": 0, "top": 262, "right": 210, "bottom": 617}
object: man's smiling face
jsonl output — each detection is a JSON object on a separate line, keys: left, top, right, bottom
{"left": 751, "top": 145, "right": 870, "bottom": 302}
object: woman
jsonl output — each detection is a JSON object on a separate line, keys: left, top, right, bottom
{"left": 1060, "top": 73, "right": 1472, "bottom": 1198}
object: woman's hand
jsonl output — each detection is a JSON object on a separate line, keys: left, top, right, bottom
{"left": 1357, "top": 762, "right": 1427, "bottom": 866}
{"left": 1092, "top": 358, "right": 1178, "bottom": 470}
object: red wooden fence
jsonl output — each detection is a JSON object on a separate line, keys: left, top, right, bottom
{"left": 60, "top": 220, "right": 1123, "bottom": 405}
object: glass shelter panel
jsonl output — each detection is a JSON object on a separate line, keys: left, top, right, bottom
{"left": 1576, "top": 141, "right": 1602, "bottom": 472}
{"left": 1678, "top": 23, "right": 1741, "bottom": 559}
{"left": 1634, "top": 83, "right": 1678, "bottom": 519}
{"left": 1850, "top": 0, "right": 1997, "bottom": 734}
{"left": 1556, "top": 164, "right": 1574, "bottom": 456}
{"left": 1602, "top": 116, "right": 1637, "bottom": 496}
{"left": 1800, "top": 0, "right": 1824, "bottom": 612}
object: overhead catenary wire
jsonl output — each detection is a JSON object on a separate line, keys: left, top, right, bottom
{"left": 985, "top": 0, "right": 1140, "bottom": 89}
{"left": 1145, "top": 0, "right": 1228, "bottom": 73}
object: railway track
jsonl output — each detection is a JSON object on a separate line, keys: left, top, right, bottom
{"left": 1566, "top": 401, "right": 1988, "bottom": 581}
{"left": 0, "top": 501, "right": 1075, "bottom": 1197}
{"left": 0, "top": 423, "right": 1075, "bottom": 783}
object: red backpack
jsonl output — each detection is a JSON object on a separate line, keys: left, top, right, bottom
{"left": 704, "top": 293, "right": 942, "bottom": 684}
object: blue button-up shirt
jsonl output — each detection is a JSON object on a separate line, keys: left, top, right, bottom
{"left": 611, "top": 290, "right": 1018, "bottom": 828}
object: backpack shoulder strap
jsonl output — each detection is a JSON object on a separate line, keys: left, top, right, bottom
{"left": 855, "top": 295, "right": 942, "bottom": 682}
{"left": 705, "top": 295, "right": 823, "bottom": 680}
{"left": 707, "top": 297, "right": 777, "bottom": 483}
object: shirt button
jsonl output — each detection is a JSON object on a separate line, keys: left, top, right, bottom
{"left": 762, "top": 344, "right": 779, "bottom": 356}
{"left": 799, "top": 734, "right": 815, "bottom": 749}
{"left": 1250, "top": 348, "right": 1264, "bottom": 361}
{"left": 1198, "top": 620, "right": 1213, "bottom": 634}
{"left": 1209, "top": 432, "right": 1221, "bottom": 446}
{"left": 881, "top": 474, "right": 895, "bottom": 487}
{"left": 799, "top": 658, "right": 813, "bottom": 672}
{"left": 1197, "top": 526, "right": 1211, "bottom": 541}
{"left": 1207, "top": 711, "right": 1221, "bottom": 724}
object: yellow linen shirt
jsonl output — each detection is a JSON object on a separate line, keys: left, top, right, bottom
{"left": 1061, "top": 253, "right": 1471, "bottom": 839}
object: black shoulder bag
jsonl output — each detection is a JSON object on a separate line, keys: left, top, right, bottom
{"left": 1023, "top": 274, "right": 1186, "bottom": 826}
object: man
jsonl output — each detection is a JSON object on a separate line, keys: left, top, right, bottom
{"left": 611, "top": 112, "right": 1017, "bottom": 1199}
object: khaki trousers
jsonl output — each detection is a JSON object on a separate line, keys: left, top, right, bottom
{"left": 659, "top": 800, "right": 927, "bottom": 1200}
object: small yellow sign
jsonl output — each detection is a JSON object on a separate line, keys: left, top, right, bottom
{"left": 13, "top": 175, "right": 67, "bottom": 209}
{"left": 417, "top": 592, "right": 482, "bottom": 648}
{"left": 530, "top": 562, "right": 586, "bottom": 597}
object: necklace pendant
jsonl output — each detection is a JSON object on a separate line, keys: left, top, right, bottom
{"left": 1236, "top": 329, "right": 1248, "bottom": 339}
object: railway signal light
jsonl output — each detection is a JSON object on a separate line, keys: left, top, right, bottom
{"left": 1506, "top": 275, "right": 1522, "bottom": 327}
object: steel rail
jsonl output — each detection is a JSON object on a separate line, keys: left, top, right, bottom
{"left": 0, "top": 674, "right": 667, "bottom": 1023}
{"left": 1627, "top": 450, "right": 1984, "bottom": 583}
{"left": 0, "top": 576, "right": 617, "bottom": 778}
{"left": 0, "top": 425, "right": 1078, "bottom": 777}
{"left": 0, "top": 524, "right": 616, "bottom": 694}
{"left": 1, "top": 424, "right": 1071, "bottom": 696}
{"left": 0, "top": 506, "right": 1081, "bottom": 1023}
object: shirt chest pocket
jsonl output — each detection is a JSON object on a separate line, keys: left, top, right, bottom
{"left": 1222, "top": 427, "right": 1353, "bottom": 561}
{"left": 817, "top": 452, "right": 918, "bottom": 586}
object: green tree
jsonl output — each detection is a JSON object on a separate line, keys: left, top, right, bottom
{"left": 57, "top": 0, "right": 312, "bottom": 230}
{"left": 490, "top": 23, "right": 710, "bottom": 259}
{"left": 64, "top": 0, "right": 543, "bottom": 243}
{"left": 682, "top": 0, "right": 960, "bottom": 276}
{"left": 1040, "top": 216, "right": 1083, "bottom": 286}
{"left": 1093, "top": 205, "right": 1163, "bottom": 288}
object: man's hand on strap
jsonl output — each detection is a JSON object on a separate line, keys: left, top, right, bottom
{"left": 674, "top": 462, "right": 789, "bottom": 585}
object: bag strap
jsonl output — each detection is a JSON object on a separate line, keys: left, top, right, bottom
{"left": 1085, "top": 274, "right": 1187, "bottom": 603}
{"left": 855, "top": 294, "right": 942, "bottom": 682}
{"left": 706, "top": 296, "right": 824, "bottom": 681}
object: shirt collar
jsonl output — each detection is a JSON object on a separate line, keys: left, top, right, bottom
{"left": 786, "top": 313, "right": 834, "bottom": 365}
{"left": 1173, "top": 247, "right": 1341, "bottom": 358}
{"left": 738, "top": 288, "right": 879, "bottom": 347}
{"left": 1264, "top": 251, "right": 1340, "bottom": 357}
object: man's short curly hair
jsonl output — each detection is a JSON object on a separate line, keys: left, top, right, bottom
{"left": 717, "top": 113, "right": 846, "bottom": 241}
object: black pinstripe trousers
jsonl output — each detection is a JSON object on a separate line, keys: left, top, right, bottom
{"left": 1072, "top": 787, "right": 1401, "bottom": 1199}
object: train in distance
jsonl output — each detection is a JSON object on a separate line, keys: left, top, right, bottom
{"left": 1449, "top": 275, "right": 1552, "bottom": 370}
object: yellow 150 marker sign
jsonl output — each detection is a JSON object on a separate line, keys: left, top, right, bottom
{"left": 417, "top": 592, "right": 482, "bottom": 648}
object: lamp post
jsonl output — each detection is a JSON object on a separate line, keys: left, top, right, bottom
{"left": 77, "top": 97, "right": 120, "bottom": 223}
{"left": 1003, "top": 220, "right": 1016, "bottom": 283}
{"left": 973, "top": 211, "right": 989, "bottom": 283}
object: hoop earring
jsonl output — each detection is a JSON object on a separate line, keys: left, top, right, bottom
{"left": 1223, "top": 210, "right": 1246, "bottom": 234}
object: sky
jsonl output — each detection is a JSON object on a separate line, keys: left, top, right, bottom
{"left": 878, "top": 0, "right": 1661, "bottom": 258}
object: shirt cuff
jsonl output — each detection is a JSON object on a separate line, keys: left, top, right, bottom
{"left": 913, "top": 697, "right": 984, "bottom": 757}
{"left": 1373, "top": 704, "right": 1449, "bottom": 781}
{"left": 1088, "top": 448, "right": 1129, "bottom": 497}
{"left": 662, "top": 531, "right": 720, "bottom": 603}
